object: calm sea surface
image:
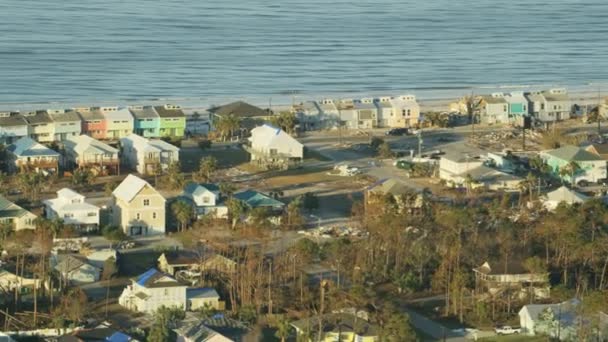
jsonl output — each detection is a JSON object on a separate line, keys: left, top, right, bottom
{"left": 1, "top": 0, "right": 608, "bottom": 106}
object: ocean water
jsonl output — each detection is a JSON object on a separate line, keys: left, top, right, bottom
{"left": 1, "top": 0, "right": 607, "bottom": 107}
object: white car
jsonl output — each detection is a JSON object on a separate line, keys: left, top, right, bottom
{"left": 495, "top": 326, "right": 521, "bottom": 335}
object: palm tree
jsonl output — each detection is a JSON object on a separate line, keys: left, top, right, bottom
{"left": 216, "top": 114, "right": 242, "bottom": 141}
{"left": 274, "top": 316, "right": 292, "bottom": 342}
{"left": 559, "top": 161, "right": 581, "bottom": 185}
{"left": 464, "top": 173, "right": 475, "bottom": 196}
{"left": 171, "top": 200, "right": 193, "bottom": 232}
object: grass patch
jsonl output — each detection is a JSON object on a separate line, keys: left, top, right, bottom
{"left": 480, "top": 335, "right": 546, "bottom": 342}
{"left": 180, "top": 145, "right": 249, "bottom": 172}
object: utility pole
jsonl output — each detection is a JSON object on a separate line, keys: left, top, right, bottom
{"left": 417, "top": 129, "right": 423, "bottom": 158}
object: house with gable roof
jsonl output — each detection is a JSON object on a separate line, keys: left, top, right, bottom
{"left": 54, "top": 254, "right": 101, "bottom": 285}
{"left": 182, "top": 182, "right": 228, "bottom": 218}
{"left": 100, "top": 107, "right": 134, "bottom": 140}
{"left": 246, "top": 124, "right": 303, "bottom": 170}
{"left": 118, "top": 268, "right": 188, "bottom": 313}
{"left": 77, "top": 107, "right": 108, "bottom": 140}
{"left": 63, "top": 134, "right": 120, "bottom": 175}
{"left": 0, "top": 111, "right": 29, "bottom": 144}
{"left": 129, "top": 105, "right": 161, "bottom": 138}
{"left": 48, "top": 109, "right": 82, "bottom": 141}
{"left": 6, "top": 136, "right": 60, "bottom": 174}
{"left": 120, "top": 133, "right": 179, "bottom": 175}
{"left": 478, "top": 93, "right": 509, "bottom": 124}
{"left": 43, "top": 188, "right": 100, "bottom": 231}
{"left": 154, "top": 104, "right": 186, "bottom": 138}
{"left": 541, "top": 186, "right": 589, "bottom": 211}
{"left": 233, "top": 190, "right": 285, "bottom": 213}
{"left": 22, "top": 110, "right": 54, "bottom": 142}
{"left": 0, "top": 194, "right": 36, "bottom": 231}
{"left": 540, "top": 145, "right": 607, "bottom": 184}
{"left": 111, "top": 174, "right": 166, "bottom": 236}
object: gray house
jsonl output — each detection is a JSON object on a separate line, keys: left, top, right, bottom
{"left": 479, "top": 93, "right": 509, "bottom": 124}
{"left": 526, "top": 88, "right": 571, "bottom": 122}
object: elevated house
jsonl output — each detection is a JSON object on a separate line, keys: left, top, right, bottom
{"left": 293, "top": 101, "right": 325, "bottom": 131}
{"left": 183, "top": 109, "right": 212, "bottom": 136}
{"left": 317, "top": 99, "right": 341, "bottom": 128}
{"left": 119, "top": 268, "right": 192, "bottom": 313}
{"left": 0, "top": 111, "right": 29, "bottom": 144}
{"left": 503, "top": 92, "right": 528, "bottom": 124}
{"left": 6, "top": 137, "right": 60, "bottom": 174}
{"left": 155, "top": 104, "right": 186, "bottom": 138}
{"left": 473, "top": 261, "right": 549, "bottom": 300}
{"left": 246, "top": 124, "right": 303, "bottom": 170}
{"left": 77, "top": 107, "right": 107, "bottom": 140}
{"left": 354, "top": 98, "right": 378, "bottom": 129}
{"left": 526, "top": 89, "right": 572, "bottom": 122}
{"left": 63, "top": 134, "right": 120, "bottom": 175}
{"left": 48, "top": 109, "right": 82, "bottom": 141}
{"left": 0, "top": 194, "right": 36, "bottom": 231}
{"left": 43, "top": 188, "right": 100, "bottom": 232}
{"left": 336, "top": 99, "right": 359, "bottom": 129}
{"left": 478, "top": 93, "right": 509, "bottom": 124}
{"left": 210, "top": 101, "right": 269, "bottom": 133}
{"left": 182, "top": 182, "right": 228, "bottom": 218}
{"left": 374, "top": 97, "right": 394, "bottom": 127}
{"left": 540, "top": 145, "right": 607, "bottom": 184}
{"left": 388, "top": 95, "right": 421, "bottom": 128}
{"left": 111, "top": 174, "right": 166, "bottom": 236}
{"left": 100, "top": 107, "right": 134, "bottom": 140}
{"left": 120, "top": 133, "right": 179, "bottom": 175}
{"left": 129, "top": 106, "right": 161, "bottom": 138}
{"left": 23, "top": 110, "right": 54, "bottom": 142}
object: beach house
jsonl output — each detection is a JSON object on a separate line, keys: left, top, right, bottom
{"left": 293, "top": 101, "right": 324, "bottom": 131}
{"left": 155, "top": 104, "right": 186, "bottom": 138}
{"left": 183, "top": 110, "right": 212, "bottom": 136}
{"left": 129, "top": 105, "right": 161, "bottom": 138}
{"left": 504, "top": 92, "right": 528, "bottom": 121}
{"left": 111, "top": 174, "right": 166, "bottom": 236}
{"left": 100, "top": 106, "right": 134, "bottom": 140}
{"left": 54, "top": 254, "right": 101, "bottom": 285}
{"left": 77, "top": 107, "right": 108, "bottom": 140}
{"left": 247, "top": 124, "right": 304, "bottom": 169}
{"left": 526, "top": 89, "right": 572, "bottom": 122}
{"left": 120, "top": 133, "right": 180, "bottom": 175}
{"left": 388, "top": 95, "right": 421, "bottom": 128}
{"left": 291, "top": 313, "right": 379, "bottom": 342}
{"left": 540, "top": 145, "right": 607, "bottom": 184}
{"left": 0, "top": 194, "right": 36, "bottom": 231}
{"left": 182, "top": 182, "right": 228, "bottom": 218}
{"left": 473, "top": 260, "right": 549, "bottom": 300}
{"left": 118, "top": 268, "right": 188, "bottom": 313}
{"left": 478, "top": 93, "right": 509, "bottom": 124}
{"left": 6, "top": 137, "right": 60, "bottom": 174}
{"left": 43, "top": 188, "right": 100, "bottom": 232}
{"left": 63, "top": 134, "right": 120, "bottom": 175}
{"left": 541, "top": 186, "right": 589, "bottom": 211}
{"left": 318, "top": 99, "right": 341, "bottom": 127}
{"left": 336, "top": 99, "right": 359, "bottom": 129}
{"left": 374, "top": 97, "right": 394, "bottom": 127}
{"left": 23, "top": 111, "right": 54, "bottom": 142}
{"left": 48, "top": 109, "right": 82, "bottom": 141}
{"left": 0, "top": 112, "right": 29, "bottom": 144}
{"left": 233, "top": 189, "right": 285, "bottom": 213}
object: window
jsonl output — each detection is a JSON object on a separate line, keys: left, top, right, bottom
{"left": 503, "top": 105, "right": 507, "bottom": 111}
{"left": 143, "top": 199, "right": 150, "bottom": 206}
{"left": 202, "top": 196, "right": 210, "bottom": 204}
{"left": 64, "top": 213, "right": 74, "bottom": 218}
{"left": 114, "top": 121, "right": 120, "bottom": 124}
{"left": 87, "top": 212, "right": 97, "bottom": 217}
{"left": 153, "top": 212, "right": 157, "bottom": 219}
{"left": 164, "top": 289, "right": 168, "bottom": 296}
{"left": 407, "top": 109, "right": 411, "bottom": 116}
{"left": 541, "top": 103, "right": 545, "bottom": 110}
{"left": 136, "top": 213, "right": 141, "bottom": 220}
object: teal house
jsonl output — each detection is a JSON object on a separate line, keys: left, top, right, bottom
{"left": 129, "top": 106, "right": 160, "bottom": 138}
{"left": 540, "top": 145, "right": 607, "bottom": 184}
{"left": 504, "top": 92, "right": 528, "bottom": 117}
{"left": 233, "top": 190, "right": 285, "bottom": 212}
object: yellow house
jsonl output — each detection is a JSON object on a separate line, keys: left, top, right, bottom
{"left": 100, "top": 107, "right": 134, "bottom": 140}
{"left": 0, "top": 194, "right": 36, "bottom": 230}
{"left": 291, "top": 313, "right": 379, "bottom": 342}
{"left": 111, "top": 174, "right": 166, "bottom": 236}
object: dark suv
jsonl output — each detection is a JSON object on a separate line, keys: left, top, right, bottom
{"left": 385, "top": 128, "right": 409, "bottom": 136}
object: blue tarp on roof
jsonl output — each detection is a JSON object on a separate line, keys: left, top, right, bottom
{"left": 136, "top": 268, "right": 158, "bottom": 286}
{"left": 106, "top": 331, "right": 131, "bottom": 342}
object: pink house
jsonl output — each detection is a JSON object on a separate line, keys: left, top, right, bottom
{"left": 76, "top": 107, "right": 107, "bottom": 140}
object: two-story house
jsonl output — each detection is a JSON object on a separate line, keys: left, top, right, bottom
{"left": 100, "top": 107, "right": 134, "bottom": 140}
{"left": 77, "top": 107, "right": 108, "bottom": 140}
{"left": 118, "top": 268, "right": 188, "bottom": 313}
{"left": 23, "top": 111, "right": 54, "bottom": 142}
{"left": 182, "top": 182, "right": 228, "bottom": 218}
{"left": 473, "top": 261, "right": 549, "bottom": 300}
{"left": 112, "top": 174, "right": 166, "bottom": 236}
{"left": 540, "top": 145, "right": 607, "bottom": 184}
{"left": 526, "top": 89, "right": 572, "bottom": 122}
{"left": 0, "top": 194, "right": 36, "bottom": 231}
{"left": 129, "top": 105, "right": 161, "bottom": 138}
{"left": 155, "top": 105, "right": 186, "bottom": 138}
{"left": 120, "top": 133, "right": 180, "bottom": 175}
{"left": 48, "top": 109, "right": 82, "bottom": 141}
{"left": 317, "top": 99, "right": 341, "bottom": 128}
{"left": 7, "top": 137, "right": 60, "bottom": 174}
{"left": 63, "top": 134, "right": 120, "bottom": 175}
{"left": 354, "top": 98, "right": 378, "bottom": 129}
{"left": 44, "top": 188, "right": 100, "bottom": 232}
{"left": 183, "top": 110, "right": 212, "bottom": 136}
{"left": 0, "top": 112, "right": 29, "bottom": 144}
{"left": 503, "top": 92, "right": 528, "bottom": 122}
{"left": 388, "top": 95, "right": 421, "bottom": 128}
{"left": 293, "top": 101, "right": 324, "bottom": 131}
{"left": 247, "top": 124, "right": 303, "bottom": 170}
{"left": 478, "top": 93, "right": 509, "bottom": 124}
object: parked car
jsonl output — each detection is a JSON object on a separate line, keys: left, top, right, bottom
{"left": 385, "top": 128, "right": 409, "bottom": 136}
{"left": 395, "top": 160, "right": 413, "bottom": 170}
{"left": 577, "top": 179, "right": 591, "bottom": 187}
{"left": 598, "top": 178, "right": 608, "bottom": 186}
{"left": 495, "top": 326, "right": 521, "bottom": 335}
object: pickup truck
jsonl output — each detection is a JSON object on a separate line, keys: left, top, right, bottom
{"left": 495, "top": 326, "right": 521, "bottom": 335}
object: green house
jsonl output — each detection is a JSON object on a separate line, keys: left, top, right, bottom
{"left": 540, "top": 145, "right": 607, "bottom": 184}
{"left": 155, "top": 105, "right": 186, "bottom": 137}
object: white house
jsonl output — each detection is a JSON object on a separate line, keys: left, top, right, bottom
{"left": 247, "top": 124, "right": 303, "bottom": 169}
{"left": 439, "top": 153, "right": 484, "bottom": 184}
{"left": 519, "top": 299, "right": 579, "bottom": 339}
{"left": 118, "top": 268, "right": 188, "bottom": 313}
{"left": 0, "top": 269, "right": 42, "bottom": 291}
{"left": 54, "top": 254, "right": 101, "bottom": 285}
{"left": 542, "top": 186, "right": 589, "bottom": 211}
{"left": 43, "top": 188, "right": 100, "bottom": 231}
{"left": 175, "top": 320, "right": 233, "bottom": 342}
{"left": 479, "top": 93, "right": 509, "bottom": 124}
{"left": 6, "top": 137, "right": 60, "bottom": 174}
{"left": 63, "top": 134, "right": 120, "bottom": 175}
{"left": 439, "top": 153, "right": 521, "bottom": 191}
{"left": 111, "top": 174, "right": 166, "bottom": 236}
{"left": 120, "top": 133, "right": 180, "bottom": 175}
{"left": 48, "top": 109, "right": 82, "bottom": 141}
{"left": 187, "top": 288, "right": 221, "bottom": 311}
{"left": 182, "top": 183, "right": 228, "bottom": 218}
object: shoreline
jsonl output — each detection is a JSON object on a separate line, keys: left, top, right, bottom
{"left": 0, "top": 83, "right": 605, "bottom": 114}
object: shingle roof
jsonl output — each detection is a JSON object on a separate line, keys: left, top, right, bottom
{"left": 187, "top": 287, "right": 219, "bottom": 299}
{"left": 481, "top": 95, "right": 507, "bottom": 104}
{"left": 161, "top": 250, "right": 199, "bottom": 265}
{"left": 210, "top": 101, "right": 268, "bottom": 118}
{"left": 542, "top": 90, "right": 569, "bottom": 102}
{"left": 233, "top": 190, "right": 285, "bottom": 209}
{"left": 368, "top": 178, "right": 415, "bottom": 196}
{"left": 183, "top": 182, "right": 220, "bottom": 197}
{"left": 23, "top": 111, "right": 53, "bottom": 124}
{"left": 55, "top": 255, "right": 96, "bottom": 273}
{"left": 175, "top": 320, "right": 231, "bottom": 342}
{"left": 0, "top": 195, "right": 31, "bottom": 218}
{"left": 112, "top": 174, "right": 156, "bottom": 203}
{"left": 64, "top": 135, "right": 118, "bottom": 156}
{"left": 291, "top": 313, "right": 378, "bottom": 337}
{"left": 586, "top": 143, "right": 608, "bottom": 156}
{"left": 57, "top": 326, "right": 133, "bottom": 342}
{"left": 7, "top": 137, "right": 60, "bottom": 157}
{"left": 129, "top": 106, "right": 160, "bottom": 119}
{"left": 544, "top": 145, "right": 602, "bottom": 162}
{"left": 135, "top": 268, "right": 186, "bottom": 288}
{"left": 50, "top": 111, "right": 81, "bottom": 123}
{"left": 0, "top": 113, "right": 27, "bottom": 127}
{"left": 78, "top": 108, "right": 106, "bottom": 121}
{"left": 154, "top": 105, "right": 185, "bottom": 118}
